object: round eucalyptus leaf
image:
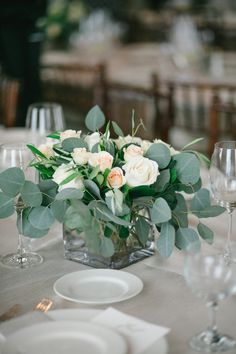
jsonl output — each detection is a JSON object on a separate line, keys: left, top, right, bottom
{"left": 85, "top": 105, "right": 106, "bottom": 132}
{"left": 157, "top": 222, "right": 175, "bottom": 258}
{"left": 56, "top": 188, "right": 83, "bottom": 201}
{"left": 145, "top": 143, "right": 171, "bottom": 169}
{"left": 175, "top": 227, "right": 200, "bottom": 251}
{"left": 0, "top": 192, "right": 14, "bottom": 218}
{"left": 197, "top": 222, "right": 214, "bottom": 244}
{"left": 51, "top": 200, "right": 67, "bottom": 222}
{"left": 135, "top": 217, "right": 150, "bottom": 247}
{"left": 62, "top": 138, "right": 88, "bottom": 152}
{"left": 99, "top": 236, "right": 115, "bottom": 257}
{"left": 28, "top": 206, "right": 55, "bottom": 230}
{"left": 190, "top": 188, "right": 210, "bottom": 212}
{"left": 153, "top": 169, "right": 170, "bottom": 192}
{"left": 84, "top": 180, "right": 101, "bottom": 199}
{"left": 21, "top": 181, "right": 42, "bottom": 207}
{"left": 150, "top": 197, "right": 172, "bottom": 224}
{"left": 17, "top": 208, "right": 49, "bottom": 238}
{"left": 0, "top": 167, "right": 25, "bottom": 197}
{"left": 174, "top": 152, "right": 200, "bottom": 184}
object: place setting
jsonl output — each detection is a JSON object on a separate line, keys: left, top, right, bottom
{"left": 0, "top": 269, "right": 170, "bottom": 354}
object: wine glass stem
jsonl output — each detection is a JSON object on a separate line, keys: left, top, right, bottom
{"left": 16, "top": 204, "right": 26, "bottom": 264}
{"left": 225, "top": 209, "right": 233, "bottom": 259}
{"left": 206, "top": 301, "right": 221, "bottom": 344}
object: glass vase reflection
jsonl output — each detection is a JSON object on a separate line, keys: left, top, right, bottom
{"left": 63, "top": 225, "right": 155, "bottom": 269}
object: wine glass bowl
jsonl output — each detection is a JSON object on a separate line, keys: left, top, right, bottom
{"left": 209, "top": 141, "right": 236, "bottom": 262}
{"left": 0, "top": 143, "right": 43, "bottom": 268}
{"left": 25, "top": 102, "right": 65, "bottom": 143}
{"left": 184, "top": 248, "right": 236, "bottom": 352}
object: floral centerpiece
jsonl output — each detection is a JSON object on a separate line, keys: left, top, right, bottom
{"left": 0, "top": 106, "right": 225, "bottom": 268}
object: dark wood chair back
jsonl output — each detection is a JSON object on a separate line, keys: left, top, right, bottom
{"left": 97, "top": 68, "right": 172, "bottom": 141}
{"left": 0, "top": 76, "right": 20, "bottom": 127}
{"left": 166, "top": 80, "right": 236, "bottom": 155}
{"left": 41, "top": 62, "right": 106, "bottom": 129}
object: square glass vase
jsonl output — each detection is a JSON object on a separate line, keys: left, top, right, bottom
{"left": 63, "top": 225, "right": 155, "bottom": 269}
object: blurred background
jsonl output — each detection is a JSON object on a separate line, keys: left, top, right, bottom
{"left": 1, "top": 0, "right": 236, "bottom": 155}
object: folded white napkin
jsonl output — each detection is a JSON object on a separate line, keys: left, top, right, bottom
{"left": 92, "top": 307, "right": 170, "bottom": 354}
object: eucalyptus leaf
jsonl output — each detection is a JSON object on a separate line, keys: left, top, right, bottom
{"left": 135, "top": 216, "right": 150, "bottom": 247}
{"left": 173, "top": 193, "right": 188, "bottom": 227}
{"left": 175, "top": 227, "right": 200, "bottom": 250}
{"left": 150, "top": 197, "right": 172, "bottom": 224}
{"left": 197, "top": 222, "right": 214, "bottom": 244}
{"left": 157, "top": 222, "right": 175, "bottom": 258}
{"left": 85, "top": 105, "right": 106, "bottom": 132}
{"left": 103, "top": 140, "right": 115, "bottom": 156}
{"left": 190, "top": 188, "right": 211, "bottom": 211}
{"left": 152, "top": 169, "right": 170, "bottom": 192}
{"left": 145, "top": 143, "right": 171, "bottom": 169}
{"left": 0, "top": 192, "right": 14, "bottom": 218}
{"left": 55, "top": 188, "right": 83, "bottom": 201}
{"left": 174, "top": 152, "right": 200, "bottom": 184}
{"left": 112, "top": 121, "right": 124, "bottom": 137}
{"left": 17, "top": 208, "right": 49, "bottom": 238}
{"left": 193, "top": 205, "right": 225, "bottom": 218}
{"left": 28, "top": 206, "right": 55, "bottom": 230}
{"left": 62, "top": 138, "right": 88, "bottom": 152}
{"left": 51, "top": 200, "right": 68, "bottom": 222}
{"left": 21, "top": 181, "right": 42, "bottom": 207}
{"left": 99, "top": 236, "right": 115, "bottom": 257}
{"left": 38, "top": 179, "right": 57, "bottom": 205}
{"left": 0, "top": 167, "right": 25, "bottom": 197}
{"left": 84, "top": 180, "right": 101, "bottom": 199}
{"left": 91, "top": 202, "right": 131, "bottom": 227}
{"left": 64, "top": 202, "right": 92, "bottom": 229}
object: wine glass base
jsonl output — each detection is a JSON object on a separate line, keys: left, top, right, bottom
{"left": 190, "top": 331, "right": 236, "bottom": 352}
{"left": 0, "top": 252, "right": 43, "bottom": 268}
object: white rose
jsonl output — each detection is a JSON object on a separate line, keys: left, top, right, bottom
{"left": 37, "top": 143, "right": 55, "bottom": 158}
{"left": 60, "top": 129, "right": 81, "bottom": 141}
{"left": 88, "top": 151, "right": 113, "bottom": 172}
{"left": 85, "top": 132, "right": 100, "bottom": 151}
{"left": 123, "top": 156, "right": 159, "bottom": 187}
{"left": 114, "top": 135, "right": 142, "bottom": 149}
{"left": 71, "top": 148, "right": 91, "bottom": 165}
{"left": 107, "top": 167, "right": 126, "bottom": 189}
{"left": 52, "top": 163, "right": 83, "bottom": 191}
{"left": 153, "top": 139, "right": 179, "bottom": 156}
{"left": 124, "top": 144, "right": 144, "bottom": 162}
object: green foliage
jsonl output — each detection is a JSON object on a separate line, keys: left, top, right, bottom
{"left": 157, "top": 222, "right": 175, "bottom": 258}
{"left": 0, "top": 167, "right": 25, "bottom": 197}
{"left": 85, "top": 105, "right": 105, "bottom": 132}
{"left": 0, "top": 105, "right": 224, "bottom": 257}
{"left": 145, "top": 143, "right": 171, "bottom": 169}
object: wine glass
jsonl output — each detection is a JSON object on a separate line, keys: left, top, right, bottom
{"left": 25, "top": 102, "right": 65, "bottom": 144}
{"left": 184, "top": 246, "right": 236, "bottom": 352}
{"left": 209, "top": 141, "right": 236, "bottom": 263}
{"left": 0, "top": 143, "right": 43, "bottom": 268}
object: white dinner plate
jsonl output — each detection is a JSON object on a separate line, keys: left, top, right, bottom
{"left": 1, "top": 320, "right": 127, "bottom": 354}
{"left": 53, "top": 269, "right": 143, "bottom": 304}
{"left": 47, "top": 309, "right": 168, "bottom": 354}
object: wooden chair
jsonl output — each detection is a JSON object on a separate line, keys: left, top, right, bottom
{"left": 41, "top": 62, "right": 106, "bottom": 130}
{"left": 209, "top": 98, "right": 236, "bottom": 155}
{"left": 166, "top": 80, "right": 236, "bottom": 155}
{"left": 0, "top": 76, "right": 20, "bottom": 127}
{"left": 97, "top": 68, "right": 172, "bottom": 141}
